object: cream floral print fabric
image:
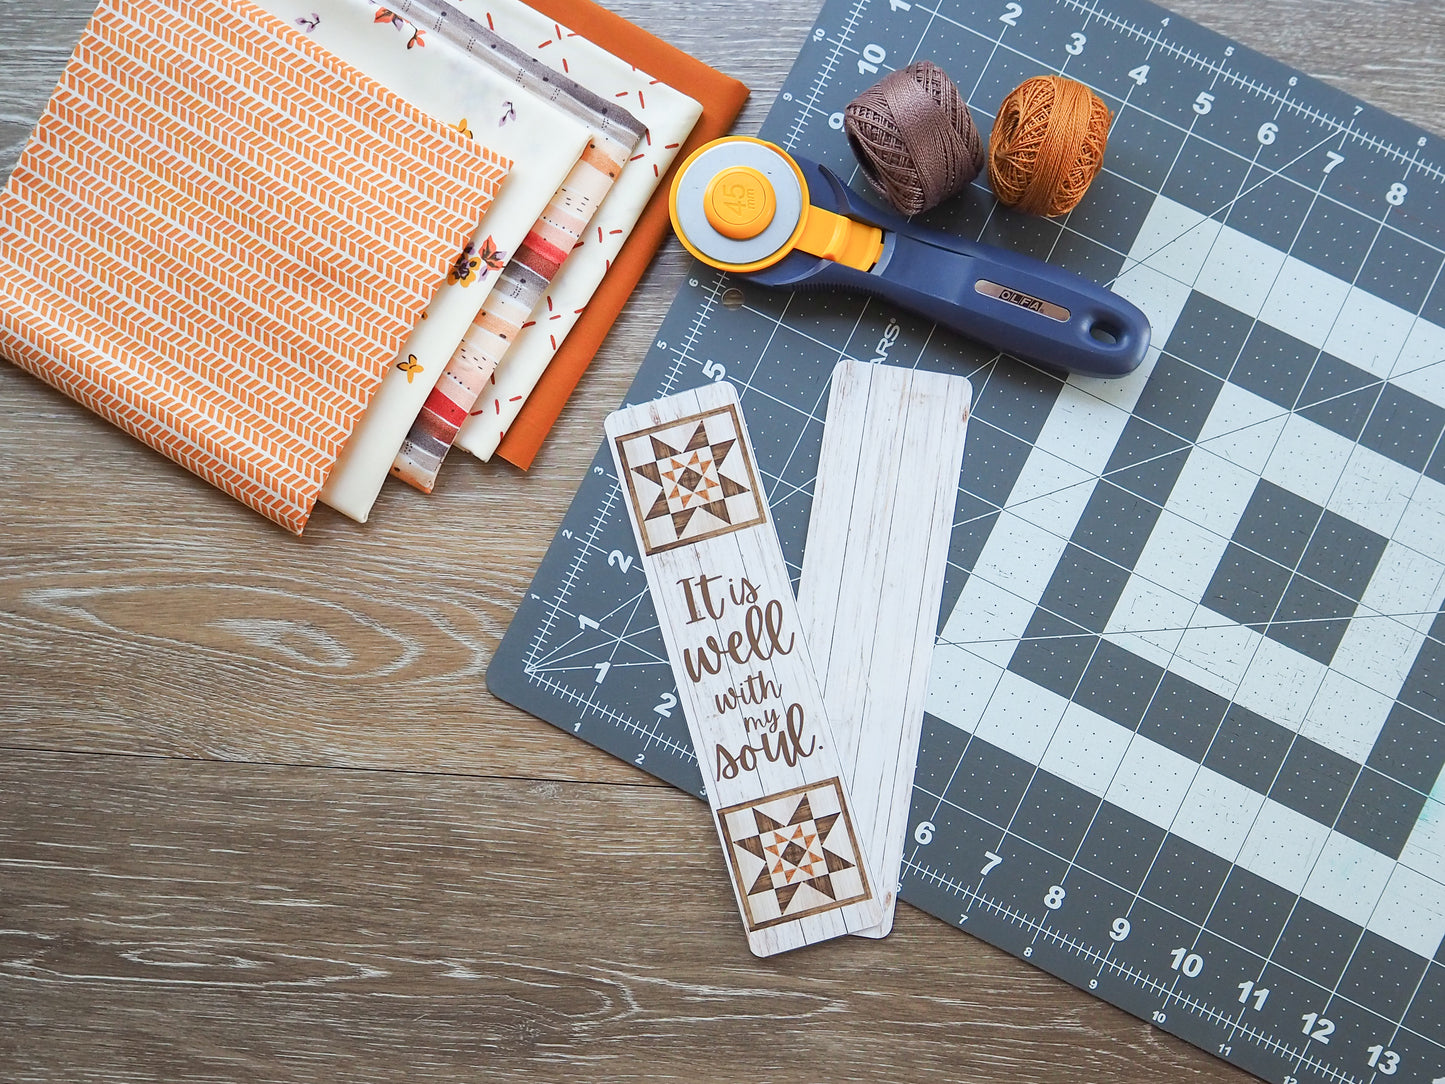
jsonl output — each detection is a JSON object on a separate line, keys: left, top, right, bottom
{"left": 256, "top": 0, "right": 591, "bottom": 522}
{"left": 387, "top": 0, "right": 646, "bottom": 493}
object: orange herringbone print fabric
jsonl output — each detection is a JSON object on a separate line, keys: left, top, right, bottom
{"left": 0, "top": 0, "right": 509, "bottom": 533}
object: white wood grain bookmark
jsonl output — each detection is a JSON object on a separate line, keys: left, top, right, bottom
{"left": 606, "top": 381, "right": 884, "bottom": 956}
{"left": 797, "top": 360, "right": 972, "bottom": 938}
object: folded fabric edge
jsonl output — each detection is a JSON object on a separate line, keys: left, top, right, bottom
{"left": 383, "top": 0, "right": 649, "bottom": 495}
{"left": 388, "top": 126, "right": 647, "bottom": 494}
{"left": 314, "top": 242, "right": 510, "bottom": 524}
{"left": 0, "top": 0, "right": 520, "bottom": 533}
{"left": 304, "top": 17, "right": 598, "bottom": 523}
{"left": 440, "top": 0, "right": 715, "bottom": 465}
{"left": 492, "top": 0, "right": 749, "bottom": 469}
{"left": 447, "top": 93, "right": 702, "bottom": 465}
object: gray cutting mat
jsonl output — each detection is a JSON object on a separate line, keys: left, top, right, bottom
{"left": 487, "top": 0, "right": 1445, "bottom": 1079}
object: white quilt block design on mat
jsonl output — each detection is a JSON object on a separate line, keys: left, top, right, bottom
{"left": 927, "top": 192, "right": 1445, "bottom": 961}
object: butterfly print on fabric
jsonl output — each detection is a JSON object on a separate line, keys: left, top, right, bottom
{"left": 396, "top": 354, "right": 424, "bottom": 383}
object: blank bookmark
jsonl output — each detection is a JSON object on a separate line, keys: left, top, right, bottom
{"left": 606, "top": 381, "right": 884, "bottom": 956}
{"left": 796, "top": 360, "right": 972, "bottom": 937}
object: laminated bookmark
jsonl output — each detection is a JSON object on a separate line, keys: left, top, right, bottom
{"left": 795, "top": 361, "right": 972, "bottom": 937}
{"left": 606, "top": 382, "right": 883, "bottom": 956}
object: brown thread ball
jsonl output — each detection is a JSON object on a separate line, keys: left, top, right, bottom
{"left": 843, "top": 60, "right": 984, "bottom": 216}
{"left": 988, "top": 75, "right": 1111, "bottom": 217}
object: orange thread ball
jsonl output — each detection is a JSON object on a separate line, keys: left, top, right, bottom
{"left": 988, "top": 75, "right": 1111, "bottom": 217}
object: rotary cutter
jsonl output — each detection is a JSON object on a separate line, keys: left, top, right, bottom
{"left": 668, "top": 137, "right": 1151, "bottom": 378}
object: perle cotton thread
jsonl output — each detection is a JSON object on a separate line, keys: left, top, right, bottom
{"left": 988, "top": 74, "right": 1111, "bottom": 217}
{"left": 842, "top": 60, "right": 984, "bottom": 216}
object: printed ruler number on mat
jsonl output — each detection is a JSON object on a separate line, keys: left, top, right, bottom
{"left": 489, "top": 0, "right": 1445, "bottom": 1080}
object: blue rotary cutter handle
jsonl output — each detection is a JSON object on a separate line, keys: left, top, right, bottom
{"left": 668, "top": 136, "right": 1151, "bottom": 378}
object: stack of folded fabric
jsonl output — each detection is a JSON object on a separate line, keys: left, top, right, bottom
{"left": 0, "top": 0, "right": 747, "bottom": 533}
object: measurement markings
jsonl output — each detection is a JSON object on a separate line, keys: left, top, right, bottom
{"left": 906, "top": 861, "right": 1366, "bottom": 1083}
{"left": 784, "top": 0, "right": 868, "bottom": 151}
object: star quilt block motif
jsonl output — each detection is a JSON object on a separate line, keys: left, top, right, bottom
{"left": 717, "top": 778, "right": 871, "bottom": 931}
{"left": 613, "top": 403, "right": 767, "bottom": 554}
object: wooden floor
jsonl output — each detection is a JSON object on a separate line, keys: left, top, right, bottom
{"left": 1, "top": 0, "right": 1441, "bottom": 1080}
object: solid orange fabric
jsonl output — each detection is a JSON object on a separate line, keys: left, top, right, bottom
{"left": 493, "top": 0, "right": 748, "bottom": 471}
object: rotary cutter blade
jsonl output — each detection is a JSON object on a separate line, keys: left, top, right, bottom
{"left": 668, "top": 137, "right": 1151, "bottom": 378}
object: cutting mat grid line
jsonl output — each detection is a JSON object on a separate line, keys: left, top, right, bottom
{"left": 488, "top": 0, "right": 1445, "bottom": 1079}
{"left": 906, "top": 746, "right": 1440, "bottom": 1051}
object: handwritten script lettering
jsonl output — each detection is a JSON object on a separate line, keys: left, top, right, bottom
{"left": 672, "top": 571, "right": 817, "bottom": 783}
{"left": 715, "top": 703, "right": 817, "bottom": 780}
{"left": 679, "top": 600, "right": 794, "bottom": 682}
{"left": 715, "top": 670, "right": 782, "bottom": 714}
